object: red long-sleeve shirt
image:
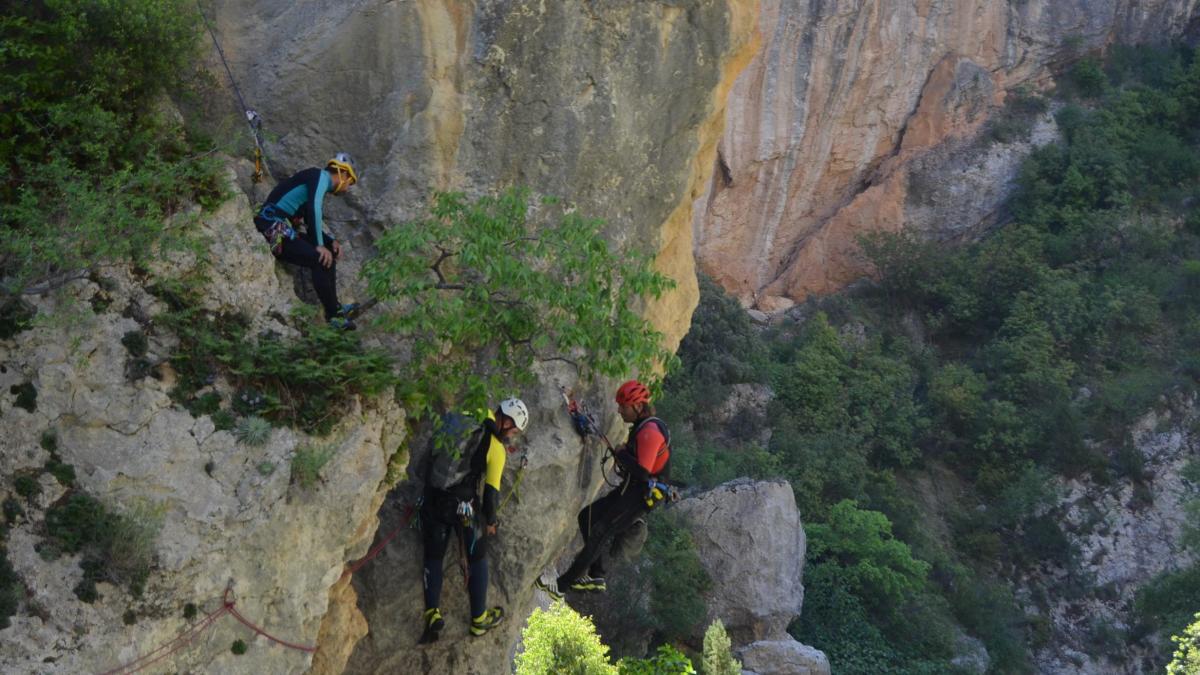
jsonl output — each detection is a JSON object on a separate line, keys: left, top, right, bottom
{"left": 623, "top": 418, "right": 669, "bottom": 476}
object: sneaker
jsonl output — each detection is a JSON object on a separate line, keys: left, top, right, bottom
{"left": 328, "top": 316, "right": 356, "bottom": 331}
{"left": 418, "top": 607, "right": 444, "bottom": 644}
{"left": 338, "top": 303, "right": 361, "bottom": 318}
{"left": 469, "top": 606, "right": 505, "bottom": 637}
{"left": 569, "top": 575, "right": 606, "bottom": 592}
{"left": 534, "top": 576, "right": 564, "bottom": 601}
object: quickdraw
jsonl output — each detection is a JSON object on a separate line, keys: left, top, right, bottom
{"left": 561, "top": 387, "right": 622, "bottom": 489}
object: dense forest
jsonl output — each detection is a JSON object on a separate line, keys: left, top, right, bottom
{"left": 635, "top": 45, "right": 1200, "bottom": 673}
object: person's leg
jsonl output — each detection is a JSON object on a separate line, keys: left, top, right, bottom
{"left": 557, "top": 486, "right": 642, "bottom": 589}
{"left": 276, "top": 236, "right": 341, "bottom": 320}
{"left": 464, "top": 526, "right": 490, "bottom": 620}
{"left": 421, "top": 508, "right": 452, "bottom": 611}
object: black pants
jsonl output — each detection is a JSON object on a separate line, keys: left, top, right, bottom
{"left": 557, "top": 480, "right": 647, "bottom": 587}
{"left": 421, "top": 492, "right": 490, "bottom": 619}
{"left": 254, "top": 216, "right": 341, "bottom": 319}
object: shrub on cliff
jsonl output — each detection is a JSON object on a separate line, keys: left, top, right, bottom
{"left": 516, "top": 603, "right": 618, "bottom": 675}
{"left": 363, "top": 188, "right": 676, "bottom": 418}
{"left": 0, "top": 0, "right": 222, "bottom": 300}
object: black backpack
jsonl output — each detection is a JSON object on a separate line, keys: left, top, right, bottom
{"left": 425, "top": 412, "right": 490, "bottom": 496}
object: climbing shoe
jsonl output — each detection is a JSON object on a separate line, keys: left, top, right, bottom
{"left": 534, "top": 575, "right": 564, "bottom": 601}
{"left": 328, "top": 316, "right": 356, "bottom": 331}
{"left": 569, "top": 575, "right": 606, "bottom": 592}
{"left": 470, "top": 607, "right": 505, "bottom": 637}
{"left": 418, "top": 607, "right": 444, "bottom": 644}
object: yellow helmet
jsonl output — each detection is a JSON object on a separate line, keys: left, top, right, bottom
{"left": 326, "top": 152, "right": 358, "bottom": 191}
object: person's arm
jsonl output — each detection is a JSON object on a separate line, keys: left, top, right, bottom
{"left": 481, "top": 435, "right": 506, "bottom": 527}
{"left": 303, "top": 169, "right": 332, "bottom": 248}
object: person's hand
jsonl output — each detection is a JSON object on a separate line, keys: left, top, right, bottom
{"left": 486, "top": 523, "right": 498, "bottom": 536}
{"left": 316, "top": 246, "right": 333, "bottom": 268}
{"left": 331, "top": 240, "right": 342, "bottom": 260}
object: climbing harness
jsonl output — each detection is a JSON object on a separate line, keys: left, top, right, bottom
{"left": 196, "top": 1, "right": 268, "bottom": 182}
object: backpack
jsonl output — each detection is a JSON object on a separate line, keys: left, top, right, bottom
{"left": 425, "top": 412, "right": 489, "bottom": 494}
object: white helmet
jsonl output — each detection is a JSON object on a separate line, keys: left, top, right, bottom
{"left": 499, "top": 398, "right": 529, "bottom": 431}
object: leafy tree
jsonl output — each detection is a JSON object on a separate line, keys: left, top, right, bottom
{"left": 363, "top": 188, "right": 676, "bottom": 418}
{"left": 806, "top": 500, "right": 930, "bottom": 616}
{"left": 618, "top": 645, "right": 696, "bottom": 675}
{"left": 516, "top": 603, "right": 618, "bottom": 675}
{"left": 701, "top": 620, "right": 740, "bottom": 675}
{"left": 644, "top": 513, "right": 711, "bottom": 641}
{"left": 1169, "top": 613, "right": 1200, "bottom": 674}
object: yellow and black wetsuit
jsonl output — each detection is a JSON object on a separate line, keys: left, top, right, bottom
{"left": 420, "top": 410, "right": 506, "bottom": 620}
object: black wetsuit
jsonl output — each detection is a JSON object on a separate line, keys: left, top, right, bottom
{"left": 254, "top": 168, "right": 341, "bottom": 319}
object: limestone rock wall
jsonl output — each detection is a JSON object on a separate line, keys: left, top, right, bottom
{"left": 694, "top": 0, "right": 1200, "bottom": 311}
{"left": 673, "top": 478, "right": 830, "bottom": 675}
{"left": 1027, "top": 400, "right": 1199, "bottom": 674}
{"left": 0, "top": 169, "right": 405, "bottom": 674}
{"left": 209, "top": 0, "right": 761, "bottom": 351}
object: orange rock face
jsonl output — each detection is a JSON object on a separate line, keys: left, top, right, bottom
{"left": 695, "top": 0, "right": 1200, "bottom": 309}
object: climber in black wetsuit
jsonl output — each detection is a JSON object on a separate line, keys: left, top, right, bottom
{"left": 253, "top": 153, "right": 359, "bottom": 329}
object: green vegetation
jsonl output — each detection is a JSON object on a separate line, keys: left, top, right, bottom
{"left": 363, "top": 188, "right": 676, "bottom": 420}
{"left": 231, "top": 639, "right": 248, "bottom": 655}
{"left": 183, "top": 602, "right": 197, "bottom": 620}
{"left": 292, "top": 443, "right": 335, "bottom": 489}
{"left": 235, "top": 416, "right": 272, "bottom": 447}
{"left": 701, "top": 620, "right": 740, "bottom": 675}
{"left": 617, "top": 645, "right": 696, "bottom": 674}
{"left": 10, "top": 382, "right": 36, "bottom": 412}
{"left": 0, "top": 0, "right": 223, "bottom": 301}
{"left": 658, "top": 44, "right": 1200, "bottom": 673}
{"left": 516, "top": 603, "right": 618, "bottom": 675}
{"left": 0, "top": 299, "right": 35, "bottom": 339}
{"left": 152, "top": 275, "right": 394, "bottom": 435}
{"left": 13, "top": 474, "right": 40, "bottom": 500}
{"left": 43, "top": 493, "right": 163, "bottom": 600}
{"left": 0, "top": 545, "right": 19, "bottom": 629}
{"left": 1169, "top": 613, "right": 1200, "bottom": 674}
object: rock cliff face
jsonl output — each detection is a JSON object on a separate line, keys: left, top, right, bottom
{"left": 209, "top": 0, "right": 760, "bottom": 351}
{"left": 693, "top": 0, "right": 1200, "bottom": 311}
{"left": 0, "top": 170, "right": 405, "bottom": 674}
{"left": 1027, "top": 401, "right": 1199, "bottom": 674}
{"left": 673, "top": 479, "right": 830, "bottom": 675}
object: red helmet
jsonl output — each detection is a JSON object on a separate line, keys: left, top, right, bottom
{"left": 615, "top": 380, "right": 651, "bottom": 406}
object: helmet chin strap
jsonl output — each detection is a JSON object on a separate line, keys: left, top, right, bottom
{"left": 333, "top": 168, "right": 349, "bottom": 194}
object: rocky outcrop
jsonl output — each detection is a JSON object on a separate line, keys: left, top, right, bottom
{"left": 1028, "top": 400, "right": 1199, "bottom": 674}
{"left": 674, "top": 478, "right": 829, "bottom": 675}
{"left": 0, "top": 168, "right": 406, "bottom": 674}
{"left": 208, "top": 0, "right": 761, "bottom": 352}
{"left": 693, "top": 0, "right": 1200, "bottom": 310}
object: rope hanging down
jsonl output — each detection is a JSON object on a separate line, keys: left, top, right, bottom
{"left": 99, "top": 583, "right": 314, "bottom": 675}
{"left": 195, "top": 1, "right": 267, "bottom": 182}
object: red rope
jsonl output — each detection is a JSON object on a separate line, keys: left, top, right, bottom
{"left": 99, "top": 604, "right": 230, "bottom": 675}
{"left": 98, "top": 587, "right": 316, "bottom": 674}
{"left": 341, "top": 503, "right": 417, "bottom": 580}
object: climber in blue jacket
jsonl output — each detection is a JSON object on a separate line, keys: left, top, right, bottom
{"left": 253, "top": 153, "right": 359, "bottom": 329}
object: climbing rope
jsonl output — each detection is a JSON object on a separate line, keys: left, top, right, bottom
{"left": 98, "top": 582, "right": 314, "bottom": 675}
{"left": 340, "top": 501, "right": 418, "bottom": 580}
{"left": 195, "top": 1, "right": 268, "bottom": 182}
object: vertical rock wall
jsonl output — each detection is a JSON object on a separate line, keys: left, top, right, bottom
{"left": 693, "top": 0, "right": 1200, "bottom": 310}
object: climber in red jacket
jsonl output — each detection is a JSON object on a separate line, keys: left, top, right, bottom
{"left": 539, "top": 379, "right": 671, "bottom": 597}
